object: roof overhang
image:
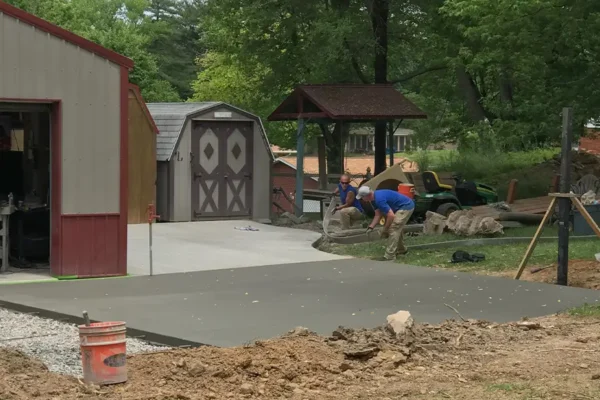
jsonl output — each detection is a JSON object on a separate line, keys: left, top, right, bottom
{"left": 268, "top": 84, "right": 427, "bottom": 122}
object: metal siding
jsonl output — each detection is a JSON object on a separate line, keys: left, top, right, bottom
{"left": 172, "top": 120, "right": 192, "bottom": 221}
{"left": 0, "top": 12, "right": 120, "bottom": 214}
{"left": 156, "top": 161, "right": 169, "bottom": 221}
{"left": 252, "top": 121, "right": 271, "bottom": 220}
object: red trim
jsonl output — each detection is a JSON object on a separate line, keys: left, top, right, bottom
{"left": 62, "top": 213, "right": 120, "bottom": 218}
{"left": 0, "top": 1, "right": 133, "bottom": 69}
{"left": 128, "top": 83, "right": 159, "bottom": 134}
{"left": 119, "top": 66, "right": 129, "bottom": 275}
{"left": 51, "top": 102, "right": 62, "bottom": 275}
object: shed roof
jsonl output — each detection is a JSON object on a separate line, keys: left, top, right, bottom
{"left": 147, "top": 102, "right": 274, "bottom": 162}
{"left": 268, "top": 84, "right": 427, "bottom": 122}
{"left": 0, "top": 1, "right": 133, "bottom": 69}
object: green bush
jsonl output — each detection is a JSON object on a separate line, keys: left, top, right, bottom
{"left": 404, "top": 148, "right": 560, "bottom": 200}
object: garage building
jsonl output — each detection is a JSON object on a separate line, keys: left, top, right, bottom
{"left": 148, "top": 103, "right": 273, "bottom": 222}
{"left": 0, "top": 2, "right": 131, "bottom": 277}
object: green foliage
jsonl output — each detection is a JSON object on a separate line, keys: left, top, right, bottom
{"left": 5, "top": 0, "right": 180, "bottom": 102}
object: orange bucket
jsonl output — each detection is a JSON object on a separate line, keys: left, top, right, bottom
{"left": 398, "top": 183, "right": 416, "bottom": 199}
{"left": 79, "top": 321, "right": 127, "bottom": 385}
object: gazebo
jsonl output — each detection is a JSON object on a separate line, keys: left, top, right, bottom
{"left": 268, "top": 84, "right": 427, "bottom": 216}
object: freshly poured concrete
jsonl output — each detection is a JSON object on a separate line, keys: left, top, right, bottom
{"left": 0, "top": 259, "right": 598, "bottom": 347}
{"left": 127, "top": 221, "right": 347, "bottom": 275}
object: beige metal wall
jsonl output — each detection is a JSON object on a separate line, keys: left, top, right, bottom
{"left": 169, "top": 107, "right": 271, "bottom": 221}
{"left": 0, "top": 13, "right": 121, "bottom": 214}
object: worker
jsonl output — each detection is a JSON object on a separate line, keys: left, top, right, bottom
{"left": 332, "top": 174, "right": 364, "bottom": 229}
{"left": 356, "top": 186, "right": 414, "bottom": 260}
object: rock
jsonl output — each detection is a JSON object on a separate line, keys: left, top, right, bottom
{"left": 580, "top": 363, "right": 590, "bottom": 369}
{"left": 281, "top": 212, "right": 302, "bottom": 224}
{"left": 287, "top": 326, "right": 311, "bottom": 337}
{"left": 592, "top": 374, "right": 600, "bottom": 380}
{"left": 237, "top": 357, "right": 252, "bottom": 369}
{"left": 331, "top": 328, "right": 349, "bottom": 341}
{"left": 175, "top": 358, "right": 187, "bottom": 368}
{"left": 206, "top": 393, "right": 217, "bottom": 399}
{"left": 344, "top": 345, "right": 380, "bottom": 360}
{"left": 187, "top": 362, "right": 207, "bottom": 377}
{"left": 386, "top": 311, "right": 414, "bottom": 337}
{"left": 212, "top": 368, "right": 234, "bottom": 379}
{"left": 339, "top": 362, "right": 353, "bottom": 372}
{"left": 240, "top": 383, "right": 254, "bottom": 395}
{"left": 293, "top": 388, "right": 304, "bottom": 395}
{"left": 517, "top": 321, "right": 542, "bottom": 330}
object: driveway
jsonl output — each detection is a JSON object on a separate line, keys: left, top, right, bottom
{"left": 1, "top": 259, "right": 598, "bottom": 347}
{"left": 127, "top": 221, "right": 346, "bottom": 275}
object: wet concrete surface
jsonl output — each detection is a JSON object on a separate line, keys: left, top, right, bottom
{"left": 0, "top": 259, "right": 598, "bottom": 347}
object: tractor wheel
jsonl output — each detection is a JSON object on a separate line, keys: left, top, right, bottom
{"left": 436, "top": 202, "right": 459, "bottom": 217}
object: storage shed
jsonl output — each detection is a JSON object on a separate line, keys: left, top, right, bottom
{"left": 0, "top": 2, "right": 131, "bottom": 278}
{"left": 127, "top": 84, "right": 158, "bottom": 224}
{"left": 148, "top": 103, "right": 273, "bottom": 222}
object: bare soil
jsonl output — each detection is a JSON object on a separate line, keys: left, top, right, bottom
{"left": 3, "top": 315, "right": 600, "bottom": 399}
{"left": 495, "top": 259, "right": 600, "bottom": 290}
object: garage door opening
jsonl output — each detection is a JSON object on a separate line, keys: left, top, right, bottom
{"left": 0, "top": 104, "right": 52, "bottom": 273}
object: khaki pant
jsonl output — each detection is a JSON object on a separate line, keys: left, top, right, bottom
{"left": 339, "top": 207, "right": 364, "bottom": 229}
{"left": 383, "top": 208, "right": 414, "bottom": 260}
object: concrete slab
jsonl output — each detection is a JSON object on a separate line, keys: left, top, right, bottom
{"left": 127, "top": 221, "right": 346, "bottom": 275}
{"left": 1, "top": 259, "right": 598, "bottom": 347}
{"left": 0, "top": 267, "right": 54, "bottom": 284}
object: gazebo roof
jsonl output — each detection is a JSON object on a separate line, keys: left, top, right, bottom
{"left": 268, "top": 84, "right": 427, "bottom": 122}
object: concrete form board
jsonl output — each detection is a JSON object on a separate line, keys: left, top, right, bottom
{"left": 0, "top": 13, "right": 121, "bottom": 214}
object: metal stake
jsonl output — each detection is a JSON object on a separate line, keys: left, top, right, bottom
{"left": 557, "top": 107, "right": 573, "bottom": 286}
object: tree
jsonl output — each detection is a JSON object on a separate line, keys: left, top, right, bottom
{"left": 5, "top": 0, "right": 181, "bottom": 102}
{"left": 146, "top": 0, "right": 205, "bottom": 100}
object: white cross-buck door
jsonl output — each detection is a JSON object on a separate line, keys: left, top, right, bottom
{"left": 191, "top": 122, "right": 253, "bottom": 219}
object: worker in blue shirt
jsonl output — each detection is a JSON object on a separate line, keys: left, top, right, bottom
{"left": 332, "top": 174, "right": 364, "bottom": 229}
{"left": 356, "top": 186, "right": 415, "bottom": 260}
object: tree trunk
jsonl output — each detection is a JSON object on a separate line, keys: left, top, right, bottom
{"left": 371, "top": 0, "right": 389, "bottom": 175}
{"left": 320, "top": 122, "right": 348, "bottom": 183}
{"left": 456, "top": 65, "right": 488, "bottom": 122}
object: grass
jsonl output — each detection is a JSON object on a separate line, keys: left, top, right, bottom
{"left": 568, "top": 303, "right": 600, "bottom": 317}
{"left": 327, "top": 227, "right": 599, "bottom": 273}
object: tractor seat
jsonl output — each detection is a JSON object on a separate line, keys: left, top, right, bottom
{"left": 422, "top": 171, "right": 453, "bottom": 193}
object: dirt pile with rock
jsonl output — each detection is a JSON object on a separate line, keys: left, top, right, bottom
{"left": 3, "top": 312, "right": 600, "bottom": 399}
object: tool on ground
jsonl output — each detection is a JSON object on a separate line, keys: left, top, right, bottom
{"left": 83, "top": 311, "right": 91, "bottom": 326}
{"left": 530, "top": 265, "right": 553, "bottom": 274}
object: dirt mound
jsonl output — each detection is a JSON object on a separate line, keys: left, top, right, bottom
{"left": 511, "top": 259, "right": 600, "bottom": 290}
{"left": 535, "top": 151, "right": 600, "bottom": 183}
{"left": 0, "top": 348, "right": 94, "bottom": 400}
{"left": 4, "top": 315, "right": 600, "bottom": 399}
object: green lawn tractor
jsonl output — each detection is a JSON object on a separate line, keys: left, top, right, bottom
{"left": 412, "top": 171, "right": 498, "bottom": 221}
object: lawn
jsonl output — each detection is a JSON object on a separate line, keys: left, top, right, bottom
{"left": 326, "top": 226, "right": 600, "bottom": 274}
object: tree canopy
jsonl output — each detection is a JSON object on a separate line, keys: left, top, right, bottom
{"left": 5, "top": 0, "right": 600, "bottom": 156}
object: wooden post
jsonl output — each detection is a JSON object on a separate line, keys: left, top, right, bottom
{"left": 295, "top": 119, "right": 306, "bottom": 217}
{"left": 317, "top": 137, "right": 327, "bottom": 190}
{"left": 514, "top": 196, "right": 557, "bottom": 279}
{"left": 557, "top": 107, "right": 573, "bottom": 286}
{"left": 506, "top": 179, "right": 518, "bottom": 204}
{"left": 388, "top": 121, "right": 394, "bottom": 167}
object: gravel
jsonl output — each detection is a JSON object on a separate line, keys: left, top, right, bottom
{"left": 0, "top": 307, "right": 168, "bottom": 376}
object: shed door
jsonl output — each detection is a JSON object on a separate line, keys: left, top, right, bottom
{"left": 191, "top": 122, "right": 253, "bottom": 219}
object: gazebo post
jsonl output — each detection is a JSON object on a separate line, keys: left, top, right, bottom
{"left": 295, "top": 118, "right": 306, "bottom": 217}
{"left": 388, "top": 121, "right": 394, "bottom": 166}
{"left": 317, "top": 136, "right": 327, "bottom": 190}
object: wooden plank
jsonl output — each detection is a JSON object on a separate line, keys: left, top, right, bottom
{"left": 514, "top": 197, "right": 557, "bottom": 280}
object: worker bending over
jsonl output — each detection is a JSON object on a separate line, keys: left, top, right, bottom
{"left": 333, "top": 174, "right": 364, "bottom": 229}
{"left": 356, "top": 186, "right": 414, "bottom": 260}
